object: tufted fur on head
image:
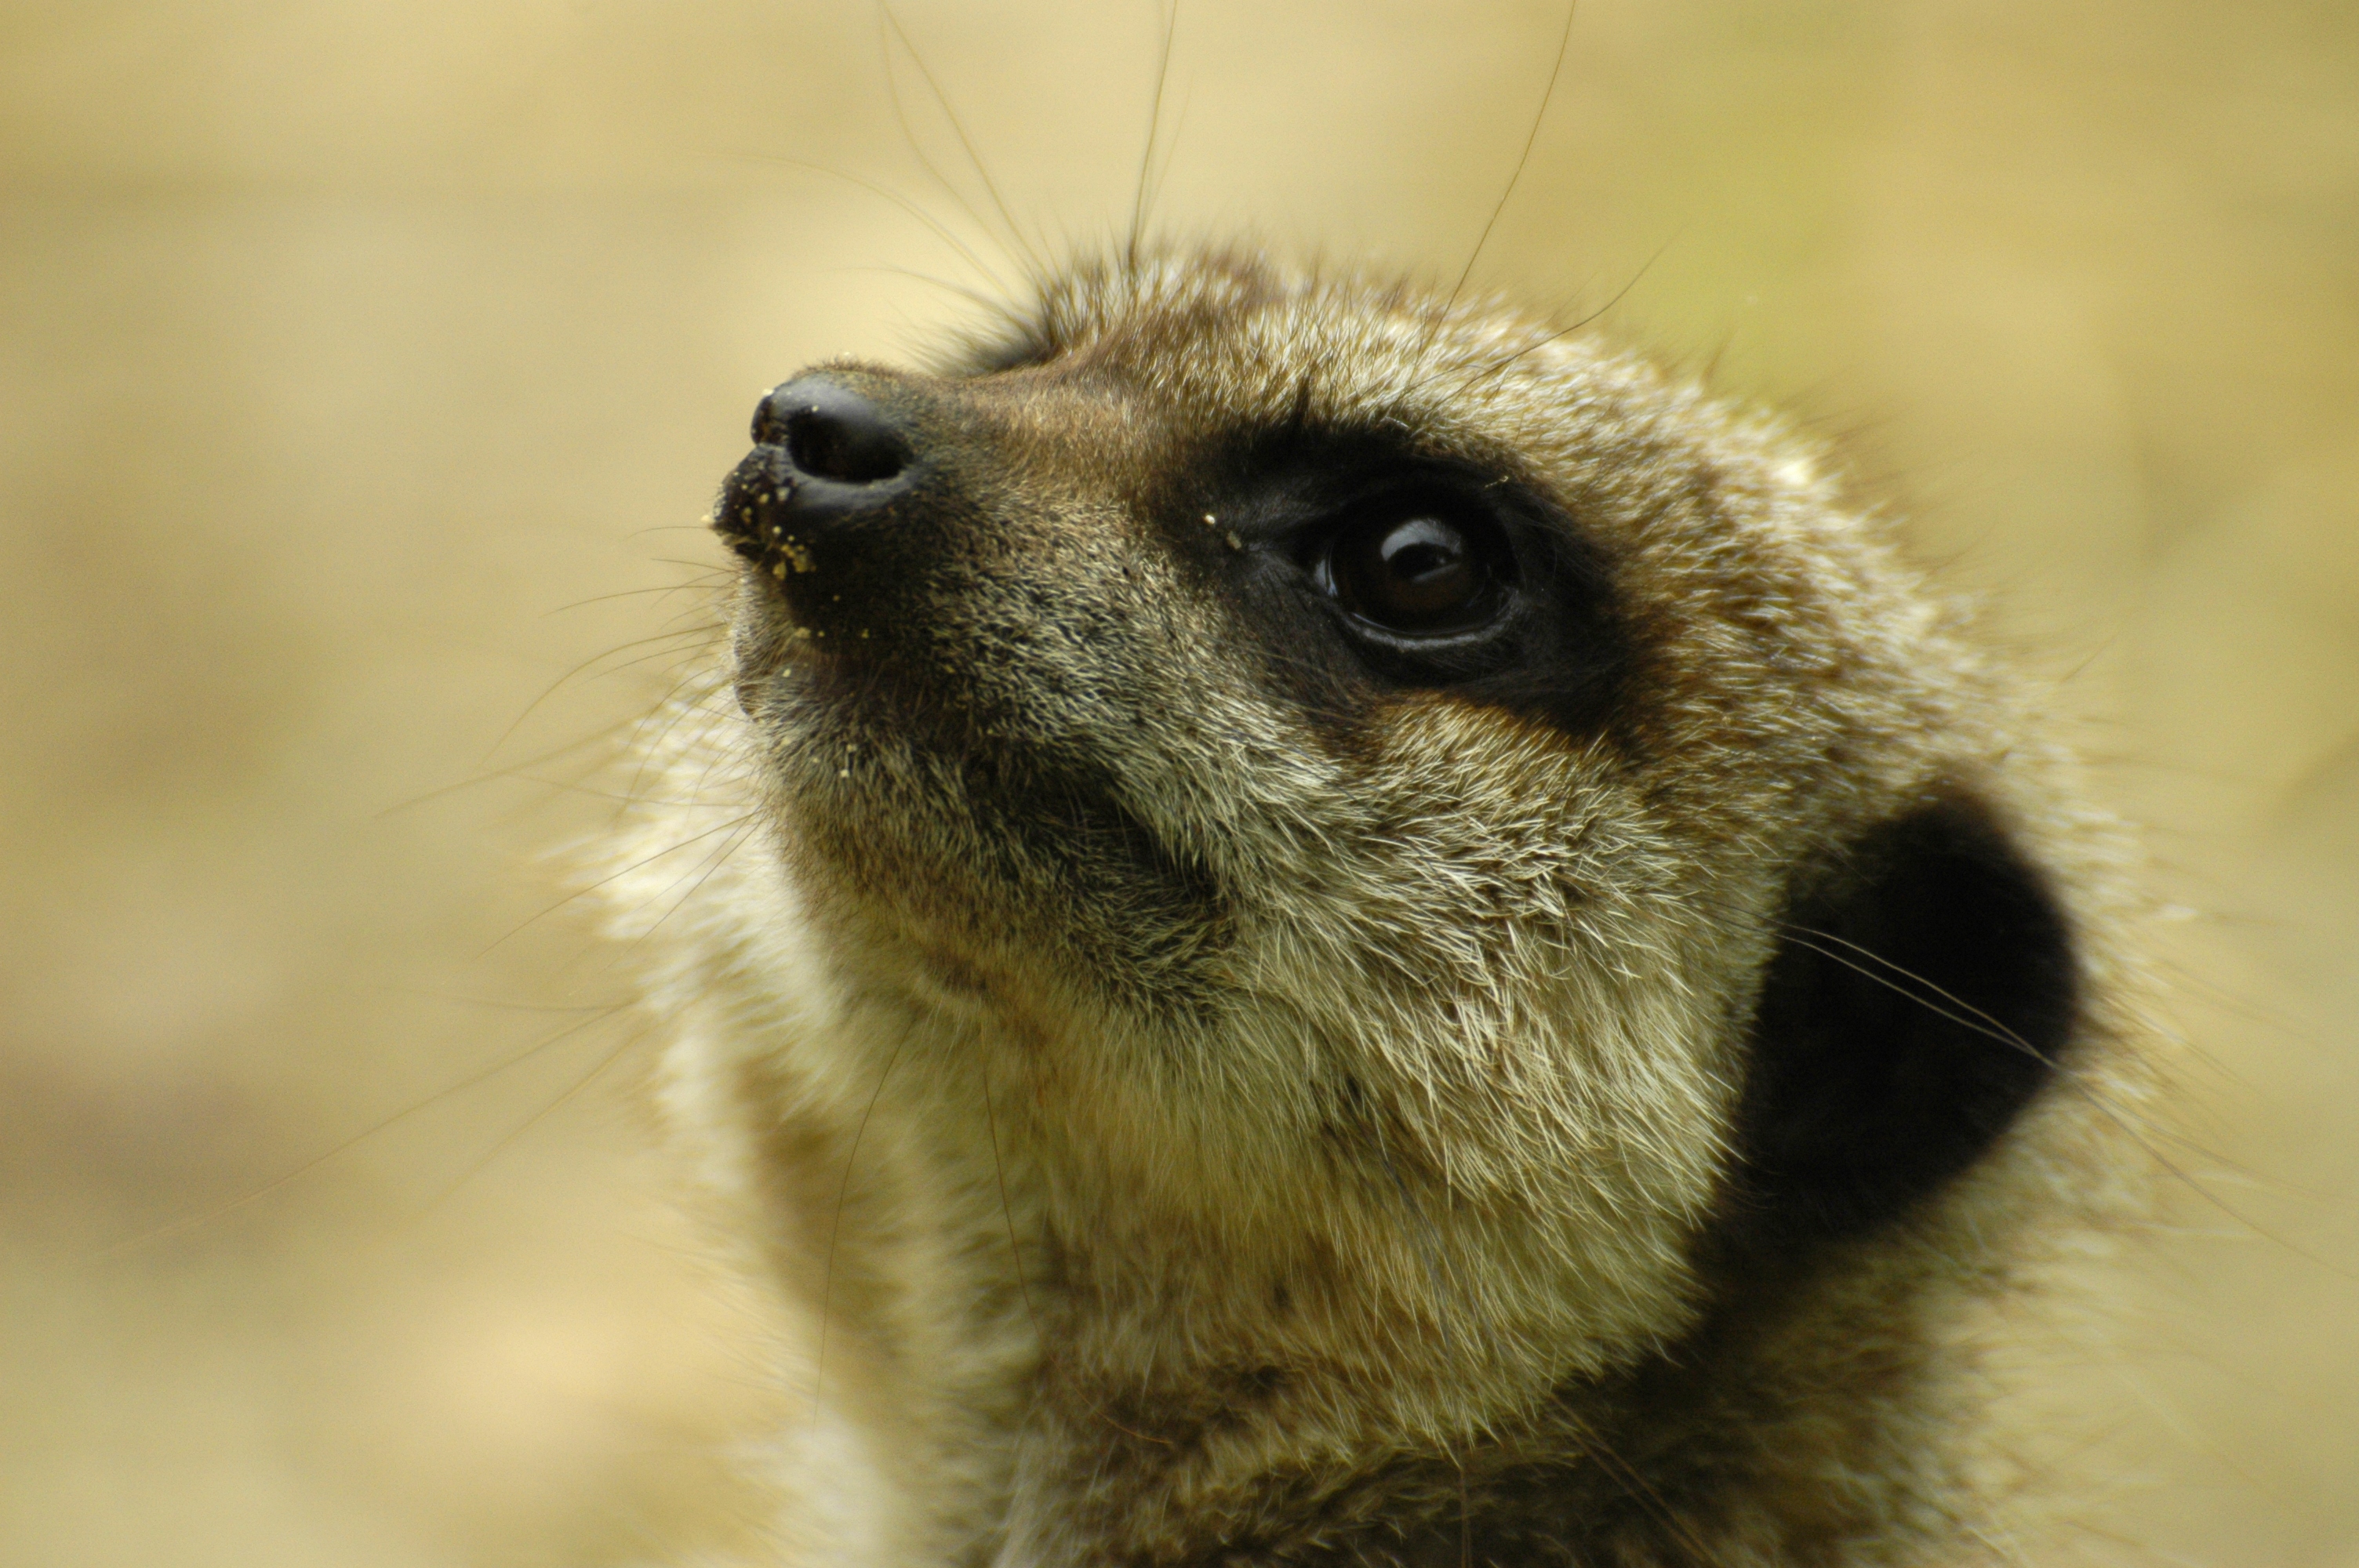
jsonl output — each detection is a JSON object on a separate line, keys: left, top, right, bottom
{"left": 603, "top": 249, "right": 2142, "bottom": 1567}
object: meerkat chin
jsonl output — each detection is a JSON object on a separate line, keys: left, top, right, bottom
{"left": 604, "top": 249, "right": 2139, "bottom": 1567}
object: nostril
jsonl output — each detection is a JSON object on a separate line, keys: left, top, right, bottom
{"left": 751, "top": 379, "right": 914, "bottom": 485}
{"left": 785, "top": 405, "right": 908, "bottom": 485}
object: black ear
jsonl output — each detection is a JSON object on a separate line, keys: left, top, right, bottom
{"left": 1735, "top": 793, "right": 2079, "bottom": 1239}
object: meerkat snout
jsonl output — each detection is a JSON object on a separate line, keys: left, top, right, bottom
{"left": 613, "top": 249, "right": 2139, "bottom": 1568}
{"left": 715, "top": 375, "right": 924, "bottom": 594}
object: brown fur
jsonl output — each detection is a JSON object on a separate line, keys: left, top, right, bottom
{"left": 603, "top": 251, "right": 2143, "bottom": 1566}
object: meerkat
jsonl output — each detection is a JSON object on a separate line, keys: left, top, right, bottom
{"left": 603, "top": 246, "right": 2142, "bottom": 1567}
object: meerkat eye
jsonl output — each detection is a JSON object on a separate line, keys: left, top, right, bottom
{"left": 1323, "top": 510, "right": 1512, "bottom": 635}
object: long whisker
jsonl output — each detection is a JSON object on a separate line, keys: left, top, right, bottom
{"left": 543, "top": 576, "right": 729, "bottom": 615}
{"left": 977, "top": 1051, "right": 1045, "bottom": 1344}
{"left": 815, "top": 1023, "right": 911, "bottom": 1423}
{"left": 1389, "top": 1, "right": 1579, "bottom": 418}
{"left": 1441, "top": 0, "right": 1577, "bottom": 321}
{"left": 478, "top": 810, "right": 761, "bottom": 957}
{"left": 725, "top": 149, "right": 1011, "bottom": 296}
{"left": 881, "top": 4, "right": 1045, "bottom": 282}
{"left": 627, "top": 815, "right": 764, "bottom": 949}
{"left": 413, "top": 1018, "right": 649, "bottom": 1216}
{"left": 1369, "top": 1115, "right": 1474, "bottom": 1568}
{"left": 1777, "top": 924, "right": 2359, "bottom": 1284}
{"left": 837, "top": 263, "right": 1029, "bottom": 328}
{"left": 93, "top": 998, "right": 633, "bottom": 1258}
{"left": 379, "top": 717, "right": 652, "bottom": 815}
{"left": 1125, "top": 0, "right": 1183, "bottom": 271}
{"left": 1563, "top": 1410, "right": 1725, "bottom": 1565}
{"left": 475, "top": 624, "right": 729, "bottom": 768}
{"left": 1436, "top": 234, "right": 1674, "bottom": 405}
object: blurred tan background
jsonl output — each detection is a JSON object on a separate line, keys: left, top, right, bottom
{"left": 2, "top": 2, "right": 2355, "bottom": 1563}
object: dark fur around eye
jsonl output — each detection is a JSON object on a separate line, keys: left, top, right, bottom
{"left": 1172, "top": 437, "right": 1627, "bottom": 730}
{"left": 1730, "top": 792, "right": 2078, "bottom": 1242}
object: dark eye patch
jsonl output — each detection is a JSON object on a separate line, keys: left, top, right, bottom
{"left": 1163, "top": 432, "right": 1627, "bottom": 734}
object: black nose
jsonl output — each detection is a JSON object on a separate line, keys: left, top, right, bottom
{"left": 752, "top": 379, "right": 912, "bottom": 485}
{"left": 715, "top": 377, "right": 922, "bottom": 576}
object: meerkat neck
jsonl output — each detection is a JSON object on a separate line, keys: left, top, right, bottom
{"left": 822, "top": 1007, "right": 1925, "bottom": 1568}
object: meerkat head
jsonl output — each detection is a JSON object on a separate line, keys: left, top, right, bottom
{"left": 679, "top": 249, "right": 2110, "bottom": 1563}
